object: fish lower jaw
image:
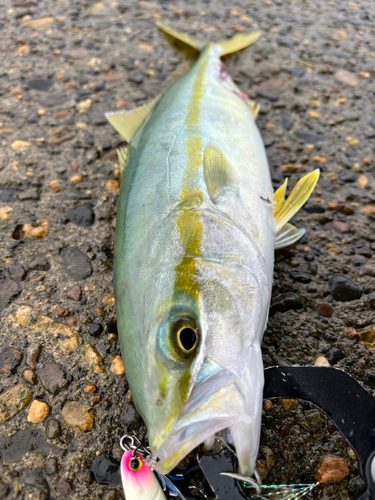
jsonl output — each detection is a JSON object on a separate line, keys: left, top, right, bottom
{"left": 152, "top": 415, "right": 241, "bottom": 474}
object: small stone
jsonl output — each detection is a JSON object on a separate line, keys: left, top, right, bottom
{"left": 77, "top": 99, "right": 92, "bottom": 113}
{"left": 0, "top": 206, "right": 12, "bottom": 220}
{"left": 67, "top": 316, "right": 77, "bottom": 326}
{"left": 18, "top": 188, "right": 40, "bottom": 201}
{"left": 39, "top": 363, "right": 68, "bottom": 395}
{"left": 263, "top": 400, "right": 273, "bottom": 411}
{"left": 84, "top": 384, "right": 97, "bottom": 394}
{"left": 48, "top": 126, "right": 75, "bottom": 146}
{"left": 339, "top": 171, "right": 357, "bottom": 182}
{"left": 0, "top": 276, "right": 22, "bottom": 313}
{"left": 8, "top": 264, "right": 26, "bottom": 282}
{"left": 307, "top": 110, "right": 320, "bottom": 119}
{"left": 279, "top": 399, "right": 298, "bottom": 410}
{"left": 28, "top": 400, "right": 50, "bottom": 423}
{"left": 57, "top": 306, "right": 70, "bottom": 317}
{"left": 295, "top": 131, "right": 325, "bottom": 143}
{"left": 333, "top": 220, "right": 350, "bottom": 233}
{"left": 348, "top": 475, "right": 366, "bottom": 497}
{"left": 49, "top": 180, "right": 61, "bottom": 192}
{"left": 0, "top": 384, "right": 33, "bottom": 423}
{"left": 45, "top": 457, "right": 58, "bottom": 475}
{"left": 322, "top": 330, "right": 338, "bottom": 342}
{"left": 23, "top": 220, "right": 49, "bottom": 239}
{"left": 28, "top": 254, "right": 50, "bottom": 271}
{"left": 327, "top": 347, "right": 345, "bottom": 365}
{"left": 0, "top": 346, "right": 23, "bottom": 375}
{"left": 256, "top": 458, "right": 268, "bottom": 480}
{"left": 314, "top": 356, "right": 331, "bottom": 367}
{"left": 81, "top": 343, "right": 105, "bottom": 374}
{"left": 26, "top": 343, "right": 42, "bottom": 369}
{"left": 334, "top": 70, "right": 358, "bottom": 87}
{"left": 23, "top": 369, "right": 37, "bottom": 385}
{"left": 128, "top": 73, "right": 144, "bottom": 84}
{"left": 362, "top": 264, "right": 375, "bottom": 277}
{"left": 66, "top": 203, "right": 95, "bottom": 227}
{"left": 259, "top": 445, "right": 275, "bottom": 471}
{"left": 89, "top": 323, "right": 103, "bottom": 337}
{"left": 11, "top": 140, "right": 31, "bottom": 150}
{"left": 45, "top": 418, "right": 62, "bottom": 439}
{"left": 328, "top": 274, "right": 362, "bottom": 301}
{"left": 67, "top": 285, "right": 82, "bottom": 301}
{"left": 106, "top": 180, "right": 120, "bottom": 194}
{"left": 269, "top": 292, "right": 300, "bottom": 316}
{"left": 27, "top": 79, "right": 54, "bottom": 92}
{"left": 62, "top": 247, "right": 93, "bottom": 281}
{"left": 291, "top": 272, "right": 311, "bottom": 283}
{"left": 42, "top": 91, "right": 67, "bottom": 107}
{"left": 62, "top": 401, "right": 94, "bottom": 430}
{"left": 361, "top": 205, "right": 375, "bottom": 215}
{"left": 110, "top": 355, "right": 125, "bottom": 375}
{"left": 316, "top": 455, "right": 349, "bottom": 483}
{"left": 69, "top": 174, "right": 82, "bottom": 184}
{"left": 367, "top": 293, "right": 375, "bottom": 310}
{"left": 23, "top": 17, "right": 53, "bottom": 29}
{"left": 58, "top": 479, "right": 73, "bottom": 496}
{"left": 314, "top": 302, "right": 334, "bottom": 318}
{"left": 102, "top": 294, "right": 115, "bottom": 306}
{"left": 304, "top": 409, "right": 322, "bottom": 432}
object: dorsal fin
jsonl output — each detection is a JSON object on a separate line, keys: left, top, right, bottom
{"left": 204, "top": 144, "right": 235, "bottom": 202}
{"left": 105, "top": 94, "right": 162, "bottom": 143}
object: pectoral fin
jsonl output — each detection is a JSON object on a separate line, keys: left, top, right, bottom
{"left": 105, "top": 94, "right": 162, "bottom": 143}
{"left": 274, "top": 170, "right": 320, "bottom": 231}
{"left": 204, "top": 144, "right": 236, "bottom": 203}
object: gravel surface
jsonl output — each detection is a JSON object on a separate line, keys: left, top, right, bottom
{"left": 0, "top": 0, "right": 374, "bottom": 499}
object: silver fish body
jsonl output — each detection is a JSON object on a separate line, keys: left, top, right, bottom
{"left": 109, "top": 25, "right": 318, "bottom": 477}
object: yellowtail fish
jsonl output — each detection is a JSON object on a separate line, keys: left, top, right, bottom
{"left": 107, "top": 23, "right": 319, "bottom": 478}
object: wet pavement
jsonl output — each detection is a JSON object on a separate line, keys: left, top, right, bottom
{"left": 0, "top": 0, "right": 375, "bottom": 498}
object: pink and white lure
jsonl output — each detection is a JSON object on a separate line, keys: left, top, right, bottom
{"left": 120, "top": 450, "right": 167, "bottom": 500}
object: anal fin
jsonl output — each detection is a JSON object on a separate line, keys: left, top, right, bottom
{"left": 105, "top": 94, "right": 162, "bottom": 143}
{"left": 275, "top": 223, "right": 306, "bottom": 249}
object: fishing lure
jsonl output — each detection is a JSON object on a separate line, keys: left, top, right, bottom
{"left": 107, "top": 22, "right": 319, "bottom": 479}
{"left": 120, "top": 449, "right": 167, "bottom": 500}
{"left": 120, "top": 435, "right": 186, "bottom": 500}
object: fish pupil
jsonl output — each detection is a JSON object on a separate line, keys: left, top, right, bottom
{"left": 179, "top": 327, "right": 197, "bottom": 352}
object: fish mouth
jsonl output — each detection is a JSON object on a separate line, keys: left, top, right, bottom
{"left": 151, "top": 359, "right": 247, "bottom": 473}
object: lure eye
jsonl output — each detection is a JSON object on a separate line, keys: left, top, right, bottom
{"left": 129, "top": 458, "right": 143, "bottom": 472}
{"left": 176, "top": 325, "right": 199, "bottom": 355}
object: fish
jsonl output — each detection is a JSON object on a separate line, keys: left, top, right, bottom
{"left": 107, "top": 23, "right": 319, "bottom": 478}
{"left": 120, "top": 450, "right": 167, "bottom": 500}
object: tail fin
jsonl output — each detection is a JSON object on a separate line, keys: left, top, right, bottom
{"left": 156, "top": 22, "right": 260, "bottom": 57}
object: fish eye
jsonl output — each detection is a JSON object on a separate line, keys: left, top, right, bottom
{"left": 129, "top": 457, "right": 143, "bottom": 472}
{"left": 176, "top": 325, "right": 199, "bottom": 355}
